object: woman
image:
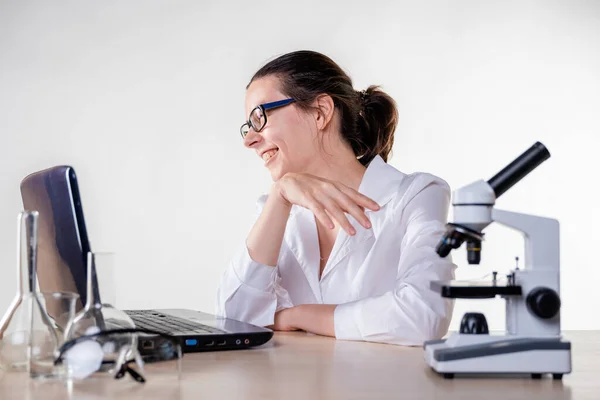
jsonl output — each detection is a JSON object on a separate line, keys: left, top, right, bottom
{"left": 216, "top": 50, "right": 456, "bottom": 346}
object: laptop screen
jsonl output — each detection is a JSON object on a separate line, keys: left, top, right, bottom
{"left": 20, "top": 166, "right": 92, "bottom": 311}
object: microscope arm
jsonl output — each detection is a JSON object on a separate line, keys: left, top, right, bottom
{"left": 491, "top": 209, "right": 560, "bottom": 272}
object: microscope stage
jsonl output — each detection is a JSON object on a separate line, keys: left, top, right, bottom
{"left": 430, "top": 279, "right": 522, "bottom": 299}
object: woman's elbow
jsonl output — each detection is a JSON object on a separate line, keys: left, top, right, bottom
{"left": 397, "top": 296, "right": 453, "bottom": 345}
{"left": 419, "top": 298, "right": 454, "bottom": 342}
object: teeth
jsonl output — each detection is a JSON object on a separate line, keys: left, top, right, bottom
{"left": 262, "top": 149, "right": 278, "bottom": 162}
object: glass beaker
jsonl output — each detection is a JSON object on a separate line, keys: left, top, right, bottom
{"left": 0, "top": 211, "right": 39, "bottom": 371}
{"left": 29, "top": 291, "right": 79, "bottom": 379}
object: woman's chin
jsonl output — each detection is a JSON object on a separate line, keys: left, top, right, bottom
{"left": 267, "top": 155, "right": 295, "bottom": 181}
{"left": 268, "top": 163, "right": 288, "bottom": 181}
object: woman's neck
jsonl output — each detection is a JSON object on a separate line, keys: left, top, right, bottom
{"left": 303, "top": 147, "right": 367, "bottom": 191}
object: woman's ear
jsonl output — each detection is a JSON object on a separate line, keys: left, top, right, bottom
{"left": 313, "top": 94, "right": 335, "bottom": 131}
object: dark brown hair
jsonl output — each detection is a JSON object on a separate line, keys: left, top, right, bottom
{"left": 248, "top": 50, "right": 398, "bottom": 166}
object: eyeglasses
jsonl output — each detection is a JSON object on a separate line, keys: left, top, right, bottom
{"left": 54, "top": 328, "right": 182, "bottom": 383}
{"left": 240, "top": 98, "right": 295, "bottom": 138}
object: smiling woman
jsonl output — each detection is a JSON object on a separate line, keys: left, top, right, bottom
{"left": 216, "top": 50, "right": 457, "bottom": 346}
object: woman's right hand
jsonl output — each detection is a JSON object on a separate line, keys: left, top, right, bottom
{"left": 272, "top": 172, "right": 381, "bottom": 235}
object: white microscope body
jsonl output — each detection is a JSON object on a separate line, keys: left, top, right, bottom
{"left": 423, "top": 142, "right": 572, "bottom": 379}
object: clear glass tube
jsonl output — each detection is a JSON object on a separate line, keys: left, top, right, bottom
{"left": 0, "top": 211, "right": 39, "bottom": 371}
{"left": 64, "top": 251, "right": 136, "bottom": 375}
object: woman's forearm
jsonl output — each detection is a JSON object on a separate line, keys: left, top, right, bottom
{"left": 246, "top": 183, "right": 292, "bottom": 267}
{"left": 291, "top": 304, "right": 337, "bottom": 337}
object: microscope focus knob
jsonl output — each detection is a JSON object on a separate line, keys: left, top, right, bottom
{"left": 526, "top": 287, "right": 561, "bottom": 319}
{"left": 459, "top": 312, "right": 489, "bottom": 334}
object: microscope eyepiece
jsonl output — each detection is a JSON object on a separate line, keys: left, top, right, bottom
{"left": 487, "top": 142, "right": 550, "bottom": 198}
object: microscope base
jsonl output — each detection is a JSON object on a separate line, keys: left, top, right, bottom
{"left": 424, "top": 334, "right": 571, "bottom": 379}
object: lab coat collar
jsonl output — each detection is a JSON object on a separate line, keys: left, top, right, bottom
{"left": 285, "top": 155, "right": 405, "bottom": 299}
{"left": 356, "top": 155, "right": 403, "bottom": 210}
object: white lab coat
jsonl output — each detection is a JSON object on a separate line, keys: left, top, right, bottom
{"left": 216, "top": 155, "right": 456, "bottom": 346}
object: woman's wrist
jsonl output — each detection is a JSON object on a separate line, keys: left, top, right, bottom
{"left": 270, "top": 179, "right": 292, "bottom": 209}
{"left": 245, "top": 180, "right": 293, "bottom": 267}
{"left": 288, "top": 305, "right": 303, "bottom": 329}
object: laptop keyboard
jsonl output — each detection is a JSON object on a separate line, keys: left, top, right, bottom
{"left": 125, "top": 310, "right": 227, "bottom": 335}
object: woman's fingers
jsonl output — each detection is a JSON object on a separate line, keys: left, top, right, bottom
{"left": 320, "top": 197, "right": 356, "bottom": 235}
{"left": 329, "top": 190, "right": 370, "bottom": 229}
{"left": 336, "top": 184, "right": 380, "bottom": 211}
{"left": 307, "top": 195, "right": 335, "bottom": 229}
{"left": 289, "top": 176, "right": 381, "bottom": 236}
{"left": 332, "top": 185, "right": 379, "bottom": 228}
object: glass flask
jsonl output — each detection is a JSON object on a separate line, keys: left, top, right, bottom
{"left": 64, "top": 252, "right": 137, "bottom": 375}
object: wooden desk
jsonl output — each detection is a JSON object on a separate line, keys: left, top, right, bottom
{"left": 0, "top": 331, "right": 598, "bottom": 399}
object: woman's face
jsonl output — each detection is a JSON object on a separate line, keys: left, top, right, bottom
{"left": 243, "top": 76, "right": 319, "bottom": 181}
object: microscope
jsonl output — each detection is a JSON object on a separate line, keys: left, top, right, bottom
{"left": 423, "top": 142, "right": 572, "bottom": 380}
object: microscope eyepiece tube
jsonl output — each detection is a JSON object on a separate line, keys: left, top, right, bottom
{"left": 487, "top": 142, "right": 550, "bottom": 198}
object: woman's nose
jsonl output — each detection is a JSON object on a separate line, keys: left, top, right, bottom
{"left": 243, "top": 128, "right": 262, "bottom": 148}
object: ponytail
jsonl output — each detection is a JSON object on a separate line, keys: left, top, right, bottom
{"left": 354, "top": 85, "right": 398, "bottom": 165}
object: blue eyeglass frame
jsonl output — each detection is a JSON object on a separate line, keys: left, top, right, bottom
{"left": 240, "top": 98, "right": 295, "bottom": 138}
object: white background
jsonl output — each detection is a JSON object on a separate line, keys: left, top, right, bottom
{"left": 1, "top": 0, "right": 598, "bottom": 331}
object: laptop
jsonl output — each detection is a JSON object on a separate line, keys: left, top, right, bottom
{"left": 20, "top": 165, "right": 273, "bottom": 353}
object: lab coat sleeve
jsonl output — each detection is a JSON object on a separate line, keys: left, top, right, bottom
{"left": 215, "top": 195, "right": 293, "bottom": 327}
{"left": 333, "top": 178, "right": 457, "bottom": 346}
